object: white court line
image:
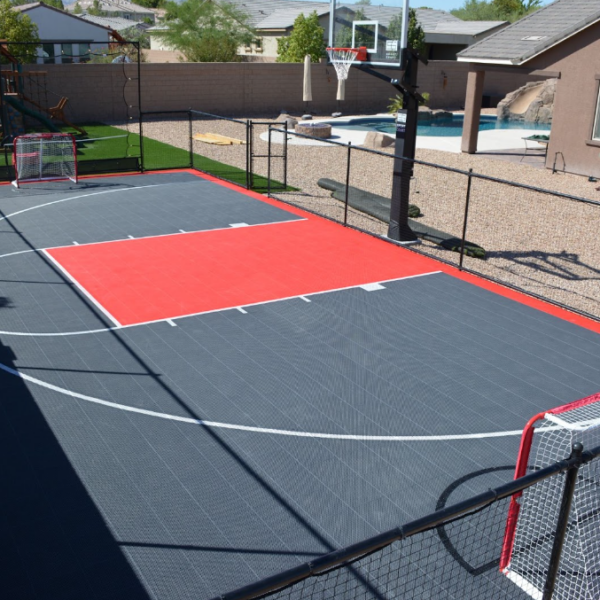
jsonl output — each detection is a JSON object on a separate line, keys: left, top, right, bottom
{"left": 42, "top": 250, "right": 123, "bottom": 328}
{"left": 0, "top": 271, "right": 442, "bottom": 337}
{"left": 237, "top": 307, "right": 248, "bottom": 314}
{"left": 502, "top": 570, "right": 542, "bottom": 600}
{"left": 360, "top": 283, "right": 386, "bottom": 291}
{"left": 0, "top": 362, "right": 524, "bottom": 441}
{"left": 0, "top": 249, "right": 38, "bottom": 259}
{"left": 0, "top": 185, "right": 164, "bottom": 222}
{"left": 40, "top": 217, "right": 306, "bottom": 252}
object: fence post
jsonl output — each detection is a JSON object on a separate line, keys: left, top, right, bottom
{"left": 139, "top": 112, "right": 145, "bottom": 173}
{"left": 459, "top": 168, "right": 473, "bottom": 270}
{"left": 283, "top": 121, "right": 288, "bottom": 191}
{"left": 344, "top": 142, "right": 352, "bottom": 226}
{"left": 267, "top": 126, "right": 272, "bottom": 198}
{"left": 246, "top": 120, "right": 251, "bottom": 190}
{"left": 542, "top": 443, "right": 584, "bottom": 600}
{"left": 136, "top": 42, "right": 143, "bottom": 174}
{"left": 188, "top": 109, "right": 193, "bottom": 169}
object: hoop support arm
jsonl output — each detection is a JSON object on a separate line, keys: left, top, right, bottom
{"left": 356, "top": 64, "right": 424, "bottom": 103}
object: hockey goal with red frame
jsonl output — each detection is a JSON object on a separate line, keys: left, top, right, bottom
{"left": 500, "top": 392, "right": 600, "bottom": 600}
{"left": 12, "top": 132, "right": 78, "bottom": 188}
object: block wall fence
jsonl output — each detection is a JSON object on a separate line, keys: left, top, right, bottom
{"left": 23, "top": 61, "right": 544, "bottom": 122}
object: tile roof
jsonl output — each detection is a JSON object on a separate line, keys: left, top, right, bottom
{"left": 457, "top": 0, "right": 600, "bottom": 64}
{"left": 11, "top": 2, "right": 41, "bottom": 10}
{"left": 64, "top": 0, "right": 154, "bottom": 16}
{"left": 254, "top": 3, "right": 330, "bottom": 29}
{"left": 79, "top": 13, "right": 150, "bottom": 31}
{"left": 227, "top": 0, "right": 328, "bottom": 27}
{"left": 242, "top": 1, "right": 504, "bottom": 38}
{"left": 12, "top": 2, "right": 114, "bottom": 29}
{"left": 432, "top": 20, "right": 507, "bottom": 36}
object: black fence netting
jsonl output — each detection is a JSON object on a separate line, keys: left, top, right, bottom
{"left": 214, "top": 445, "right": 600, "bottom": 600}
{"left": 461, "top": 174, "right": 600, "bottom": 318}
{"left": 251, "top": 499, "right": 518, "bottom": 600}
{"left": 190, "top": 110, "right": 252, "bottom": 188}
{"left": 1, "top": 40, "right": 143, "bottom": 179}
{"left": 140, "top": 110, "right": 192, "bottom": 172}
{"left": 266, "top": 125, "right": 349, "bottom": 223}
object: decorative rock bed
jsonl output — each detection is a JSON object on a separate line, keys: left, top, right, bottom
{"left": 296, "top": 122, "right": 332, "bottom": 139}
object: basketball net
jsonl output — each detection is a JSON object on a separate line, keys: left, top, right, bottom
{"left": 327, "top": 48, "right": 359, "bottom": 101}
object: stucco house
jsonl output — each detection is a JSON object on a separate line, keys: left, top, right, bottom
{"left": 240, "top": 1, "right": 507, "bottom": 62}
{"left": 457, "top": 0, "right": 600, "bottom": 178}
{"left": 12, "top": 2, "right": 115, "bottom": 64}
{"left": 149, "top": 0, "right": 507, "bottom": 62}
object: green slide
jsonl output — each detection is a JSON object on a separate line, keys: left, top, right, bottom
{"left": 3, "top": 94, "right": 61, "bottom": 133}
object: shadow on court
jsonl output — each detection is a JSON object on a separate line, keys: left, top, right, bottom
{"left": 0, "top": 338, "right": 153, "bottom": 600}
{"left": 0, "top": 207, "right": 386, "bottom": 598}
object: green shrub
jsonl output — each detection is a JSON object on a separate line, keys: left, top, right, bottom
{"left": 387, "top": 91, "right": 430, "bottom": 114}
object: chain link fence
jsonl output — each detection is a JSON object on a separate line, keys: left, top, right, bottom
{"left": 265, "top": 126, "right": 600, "bottom": 322}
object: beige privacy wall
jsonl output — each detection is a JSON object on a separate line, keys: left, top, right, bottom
{"left": 22, "top": 61, "right": 544, "bottom": 122}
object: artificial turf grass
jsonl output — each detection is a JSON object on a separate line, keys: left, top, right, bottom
{"left": 69, "top": 123, "right": 285, "bottom": 191}
{"left": 2, "top": 122, "right": 289, "bottom": 191}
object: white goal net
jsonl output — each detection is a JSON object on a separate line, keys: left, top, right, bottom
{"left": 501, "top": 393, "right": 600, "bottom": 600}
{"left": 12, "top": 133, "right": 78, "bottom": 187}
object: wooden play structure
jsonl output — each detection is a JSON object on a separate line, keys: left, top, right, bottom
{"left": 1, "top": 42, "right": 87, "bottom": 141}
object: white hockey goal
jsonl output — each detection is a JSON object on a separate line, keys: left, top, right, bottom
{"left": 12, "top": 133, "right": 78, "bottom": 188}
{"left": 500, "top": 392, "right": 600, "bottom": 600}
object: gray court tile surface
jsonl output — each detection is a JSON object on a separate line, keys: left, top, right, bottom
{"left": 2, "top": 173, "right": 600, "bottom": 599}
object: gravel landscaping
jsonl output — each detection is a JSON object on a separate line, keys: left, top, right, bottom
{"left": 123, "top": 116, "right": 600, "bottom": 321}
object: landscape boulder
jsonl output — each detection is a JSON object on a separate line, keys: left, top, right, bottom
{"left": 364, "top": 131, "right": 394, "bottom": 149}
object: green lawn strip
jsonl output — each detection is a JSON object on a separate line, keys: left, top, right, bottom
{"left": 2, "top": 122, "right": 291, "bottom": 191}
{"left": 65, "top": 123, "right": 289, "bottom": 191}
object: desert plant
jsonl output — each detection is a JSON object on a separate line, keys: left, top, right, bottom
{"left": 387, "top": 91, "right": 429, "bottom": 113}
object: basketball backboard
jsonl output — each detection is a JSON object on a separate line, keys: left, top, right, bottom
{"left": 329, "top": 0, "right": 408, "bottom": 68}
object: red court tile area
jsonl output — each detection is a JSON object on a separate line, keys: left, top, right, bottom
{"left": 46, "top": 219, "right": 439, "bottom": 326}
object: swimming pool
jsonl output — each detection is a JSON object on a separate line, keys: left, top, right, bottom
{"left": 330, "top": 115, "right": 551, "bottom": 137}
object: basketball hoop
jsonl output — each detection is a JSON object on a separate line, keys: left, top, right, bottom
{"left": 326, "top": 47, "right": 367, "bottom": 102}
{"left": 326, "top": 46, "right": 367, "bottom": 82}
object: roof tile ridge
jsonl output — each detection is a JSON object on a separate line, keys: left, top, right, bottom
{"left": 458, "top": 0, "right": 565, "bottom": 59}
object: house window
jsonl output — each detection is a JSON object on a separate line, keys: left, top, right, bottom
{"left": 42, "top": 43, "right": 55, "bottom": 64}
{"left": 594, "top": 84, "right": 600, "bottom": 141}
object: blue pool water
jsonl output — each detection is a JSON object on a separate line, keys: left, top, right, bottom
{"left": 331, "top": 115, "right": 550, "bottom": 137}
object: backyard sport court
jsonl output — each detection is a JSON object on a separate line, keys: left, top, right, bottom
{"left": 2, "top": 169, "right": 600, "bottom": 600}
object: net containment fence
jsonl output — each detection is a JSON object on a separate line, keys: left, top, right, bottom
{"left": 214, "top": 396, "right": 600, "bottom": 600}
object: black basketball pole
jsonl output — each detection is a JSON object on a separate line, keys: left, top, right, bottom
{"left": 388, "top": 48, "right": 419, "bottom": 243}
